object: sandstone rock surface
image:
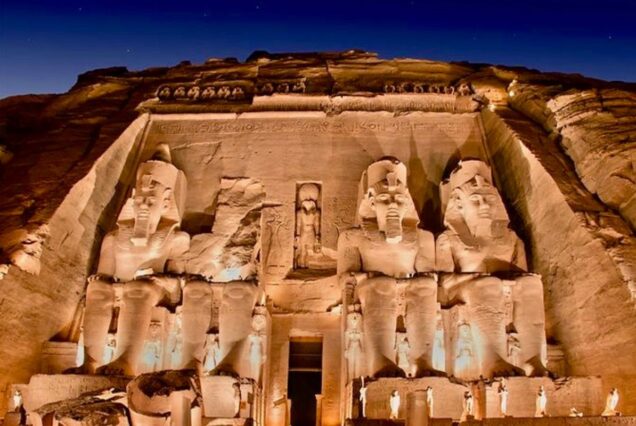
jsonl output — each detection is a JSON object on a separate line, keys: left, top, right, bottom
{"left": 0, "top": 50, "right": 634, "bottom": 420}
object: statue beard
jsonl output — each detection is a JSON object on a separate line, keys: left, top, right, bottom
{"left": 384, "top": 213, "right": 403, "bottom": 244}
{"left": 132, "top": 212, "right": 156, "bottom": 246}
{"left": 471, "top": 217, "right": 507, "bottom": 239}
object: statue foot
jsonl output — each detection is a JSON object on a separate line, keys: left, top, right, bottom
{"left": 415, "top": 367, "right": 447, "bottom": 378}
{"left": 525, "top": 356, "right": 552, "bottom": 377}
{"left": 96, "top": 358, "right": 134, "bottom": 377}
{"left": 374, "top": 364, "right": 406, "bottom": 378}
{"left": 491, "top": 359, "right": 525, "bottom": 377}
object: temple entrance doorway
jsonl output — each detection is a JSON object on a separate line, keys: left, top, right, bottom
{"left": 287, "top": 337, "right": 323, "bottom": 426}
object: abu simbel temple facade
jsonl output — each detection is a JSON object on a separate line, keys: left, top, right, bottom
{"left": 0, "top": 50, "right": 635, "bottom": 426}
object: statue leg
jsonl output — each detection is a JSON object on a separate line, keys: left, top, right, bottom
{"left": 513, "top": 275, "right": 549, "bottom": 376}
{"left": 356, "top": 276, "right": 400, "bottom": 377}
{"left": 463, "top": 276, "right": 524, "bottom": 378}
{"left": 218, "top": 282, "right": 260, "bottom": 375}
{"left": 405, "top": 276, "right": 444, "bottom": 377}
{"left": 98, "top": 280, "right": 163, "bottom": 376}
{"left": 180, "top": 281, "right": 212, "bottom": 371}
{"left": 65, "top": 280, "right": 114, "bottom": 374}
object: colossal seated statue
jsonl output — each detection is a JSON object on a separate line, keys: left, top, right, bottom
{"left": 68, "top": 145, "right": 192, "bottom": 376}
{"left": 338, "top": 157, "right": 439, "bottom": 378}
{"left": 436, "top": 160, "right": 548, "bottom": 378}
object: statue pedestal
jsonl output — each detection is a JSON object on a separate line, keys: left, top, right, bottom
{"left": 346, "top": 377, "right": 466, "bottom": 421}
{"left": 346, "top": 376, "right": 605, "bottom": 422}
{"left": 23, "top": 374, "right": 130, "bottom": 412}
{"left": 200, "top": 376, "right": 261, "bottom": 421}
{"left": 40, "top": 342, "right": 78, "bottom": 374}
{"left": 484, "top": 377, "right": 604, "bottom": 418}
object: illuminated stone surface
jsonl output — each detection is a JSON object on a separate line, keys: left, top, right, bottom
{"left": 0, "top": 51, "right": 634, "bottom": 425}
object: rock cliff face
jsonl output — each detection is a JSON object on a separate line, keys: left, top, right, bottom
{"left": 0, "top": 50, "right": 634, "bottom": 414}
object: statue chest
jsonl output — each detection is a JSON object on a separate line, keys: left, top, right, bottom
{"left": 358, "top": 236, "right": 418, "bottom": 277}
{"left": 451, "top": 235, "right": 516, "bottom": 272}
{"left": 113, "top": 230, "right": 173, "bottom": 278}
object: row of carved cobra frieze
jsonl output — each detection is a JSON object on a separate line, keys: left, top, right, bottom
{"left": 155, "top": 80, "right": 474, "bottom": 102}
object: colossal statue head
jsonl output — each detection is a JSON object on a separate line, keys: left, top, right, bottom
{"left": 358, "top": 157, "right": 419, "bottom": 244}
{"left": 441, "top": 160, "right": 509, "bottom": 236}
{"left": 118, "top": 144, "right": 186, "bottom": 246}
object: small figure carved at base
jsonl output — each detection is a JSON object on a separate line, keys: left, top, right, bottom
{"left": 461, "top": 391, "right": 474, "bottom": 421}
{"left": 12, "top": 390, "right": 22, "bottom": 412}
{"left": 602, "top": 388, "right": 621, "bottom": 416}
{"left": 425, "top": 386, "right": 433, "bottom": 417}
{"left": 359, "top": 377, "right": 368, "bottom": 418}
{"left": 535, "top": 385, "right": 547, "bottom": 417}
{"left": 498, "top": 380, "right": 509, "bottom": 417}
{"left": 389, "top": 389, "right": 400, "bottom": 420}
{"left": 569, "top": 407, "right": 583, "bottom": 417}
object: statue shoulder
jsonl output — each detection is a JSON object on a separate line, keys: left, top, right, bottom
{"left": 416, "top": 228, "right": 434, "bottom": 246}
{"left": 174, "top": 230, "right": 191, "bottom": 243}
{"left": 435, "top": 229, "right": 454, "bottom": 243}
{"left": 415, "top": 228, "right": 435, "bottom": 272}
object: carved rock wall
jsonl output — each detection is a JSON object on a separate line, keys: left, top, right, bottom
{"left": 481, "top": 107, "right": 636, "bottom": 412}
{"left": 0, "top": 50, "right": 634, "bottom": 419}
{"left": 0, "top": 112, "right": 149, "bottom": 412}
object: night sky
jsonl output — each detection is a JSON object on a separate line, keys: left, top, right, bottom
{"left": 1, "top": 0, "right": 635, "bottom": 98}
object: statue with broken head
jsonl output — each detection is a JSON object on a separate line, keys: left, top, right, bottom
{"left": 437, "top": 159, "right": 548, "bottom": 377}
{"left": 67, "top": 144, "right": 191, "bottom": 376}
{"left": 338, "top": 157, "right": 440, "bottom": 378}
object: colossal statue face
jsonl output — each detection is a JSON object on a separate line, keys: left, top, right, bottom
{"left": 131, "top": 172, "right": 172, "bottom": 245}
{"left": 442, "top": 160, "right": 509, "bottom": 235}
{"left": 455, "top": 178, "right": 507, "bottom": 233}
{"left": 358, "top": 157, "right": 419, "bottom": 244}
{"left": 370, "top": 180, "right": 410, "bottom": 244}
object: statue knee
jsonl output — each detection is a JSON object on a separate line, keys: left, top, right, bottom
{"left": 516, "top": 275, "right": 543, "bottom": 299}
{"left": 123, "top": 281, "right": 163, "bottom": 305}
{"left": 86, "top": 280, "right": 114, "bottom": 303}
{"left": 407, "top": 276, "right": 437, "bottom": 299}
{"left": 357, "top": 276, "right": 396, "bottom": 307}
{"left": 465, "top": 276, "right": 503, "bottom": 303}
{"left": 223, "top": 281, "right": 258, "bottom": 302}
{"left": 183, "top": 281, "right": 212, "bottom": 303}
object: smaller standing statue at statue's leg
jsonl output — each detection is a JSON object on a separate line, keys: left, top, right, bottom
{"left": 248, "top": 304, "right": 268, "bottom": 383}
{"left": 202, "top": 334, "right": 221, "bottom": 374}
{"left": 395, "top": 333, "right": 413, "bottom": 377}
{"left": 344, "top": 304, "right": 364, "bottom": 381}
{"left": 437, "top": 160, "right": 548, "bottom": 378}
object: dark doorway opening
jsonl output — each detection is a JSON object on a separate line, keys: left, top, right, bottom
{"left": 287, "top": 338, "right": 323, "bottom": 426}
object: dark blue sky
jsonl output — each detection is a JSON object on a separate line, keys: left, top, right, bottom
{"left": 1, "top": 0, "right": 635, "bottom": 98}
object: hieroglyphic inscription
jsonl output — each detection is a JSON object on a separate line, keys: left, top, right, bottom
{"left": 155, "top": 119, "right": 466, "bottom": 137}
